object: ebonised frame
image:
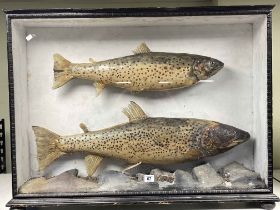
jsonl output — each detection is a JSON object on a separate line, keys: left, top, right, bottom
{"left": 0, "top": 119, "right": 6, "bottom": 173}
{"left": 5, "top": 5, "right": 279, "bottom": 209}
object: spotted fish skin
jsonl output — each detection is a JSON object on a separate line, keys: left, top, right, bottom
{"left": 56, "top": 118, "right": 249, "bottom": 165}
{"left": 53, "top": 43, "right": 224, "bottom": 92}
{"left": 33, "top": 102, "right": 249, "bottom": 172}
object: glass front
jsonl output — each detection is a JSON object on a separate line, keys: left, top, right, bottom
{"left": 10, "top": 15, "right": 269, "bottom": 194}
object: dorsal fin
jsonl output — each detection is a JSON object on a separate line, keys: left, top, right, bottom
{"left": 122, "top": 101, "right": 148, "bottom": 122}
{"left": 133, "top": 43, "right": 151, "bottom": 54}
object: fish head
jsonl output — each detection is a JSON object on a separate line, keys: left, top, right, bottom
{"left": 192, "top": 56, "right": 224, "bottom": 80}
{"left": 200, "top": 123, "right": 250, "bottom": 155}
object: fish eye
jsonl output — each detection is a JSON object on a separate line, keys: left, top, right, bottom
{"left": 210, "top": 61, "right": 216, "bottom": 65}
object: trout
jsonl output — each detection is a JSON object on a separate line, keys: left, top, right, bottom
{"left": 33, "top": 101, "right": 249, "bottom": 176}
{"left": 53, "top": 43, "right": 224, "bottom": 94}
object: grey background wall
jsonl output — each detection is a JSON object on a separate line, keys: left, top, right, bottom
{"left": 0, "top": 0, "right": 279, "bottom": 173}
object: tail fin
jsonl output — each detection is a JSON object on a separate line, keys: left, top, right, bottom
{"left": 53, "top": 53, "right": 73, "bottom": 89}
{"left": 32, "top": 126, "right": 65, "bottom": 171}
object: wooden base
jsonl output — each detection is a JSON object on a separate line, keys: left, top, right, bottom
{"left": 9, "top": 208, "right": 26, "bottom": 210}
{"left": 260, "top": 202, "right": 276, "bottom": 210}
{"left": 6, "top": 193, "right": 279, "bottom": 208}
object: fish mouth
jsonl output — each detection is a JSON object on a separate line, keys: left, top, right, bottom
{"left": 238, "top": 130, "right": 250, "bottom": 140}
{"left": 217, "top": 63, "right": 224, "bottom": 71}
{"left": 214, "top": 124, "right": 250, "bottom": 150}
{"left": 225, "top": 130, "right": 250, "bottom": 148}
{"left": 226, "top": 139, "right": 247, "bottom": 148}
{"left": 217, "top": 60, "right": 224, "bottom": 69}
{"left": 210, "top": 60, "right": 224, "bottom": 74}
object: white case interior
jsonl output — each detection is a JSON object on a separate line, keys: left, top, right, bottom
{"left": 11, "top": 15, "right": 268, "bottom": 189}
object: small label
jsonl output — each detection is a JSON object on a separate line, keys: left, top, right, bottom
{"left": 144, "top": 175, "right": 154, "bottom": 182}
{"left": 26, "top": 34, "right": 37, "bottom": 41}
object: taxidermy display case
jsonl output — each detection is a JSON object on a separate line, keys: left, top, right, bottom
{"left": 5, "top": 5, "right": 279, "bottom": 209}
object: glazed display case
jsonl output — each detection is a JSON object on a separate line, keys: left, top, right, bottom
{"left": 5, "top": 5, "right": 279, "bottom": 209}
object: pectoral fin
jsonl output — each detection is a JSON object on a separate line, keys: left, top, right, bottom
{"left": 122, "top": 101, "right": 148, "bottom": 122}
{"left": 79, "top": 123, "right": 89, "bottom": 133}
{"left": 133, "top": 42, "right": 151, "bottom": 54}
{"left": 85, "top": 155, "right": 103, "bottom": 177}
{"left": 94, "top": 82, "right": 105, "bottom": 96}
{"left": 122, "top": 162, "right": 142, "bottom": 174}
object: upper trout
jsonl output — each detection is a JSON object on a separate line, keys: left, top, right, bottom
{"left": 33, "top": 101, "right": 249, "bottom": 176}
{"left": 53, "top": 43, "right": 224, "bottom": 94}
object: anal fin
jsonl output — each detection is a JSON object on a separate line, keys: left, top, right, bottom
{"left": 94, "top": 81, "right": 105, "bottom": 96}
{"left": 85, "top": 155, "right": 103, "bottom": 177}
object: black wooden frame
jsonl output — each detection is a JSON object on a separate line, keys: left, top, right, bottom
{"left": 5, "top": 5, "right": 279, "bottom": 208}
{"left": 0, "top": 119, "right": 6, "bottom": 173}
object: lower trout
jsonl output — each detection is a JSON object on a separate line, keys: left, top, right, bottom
{"left": 53, "top": 43, "right": 224, "bottom": 94}
{"left": 33, "top": 102, "right": 249, "bottom": 176}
